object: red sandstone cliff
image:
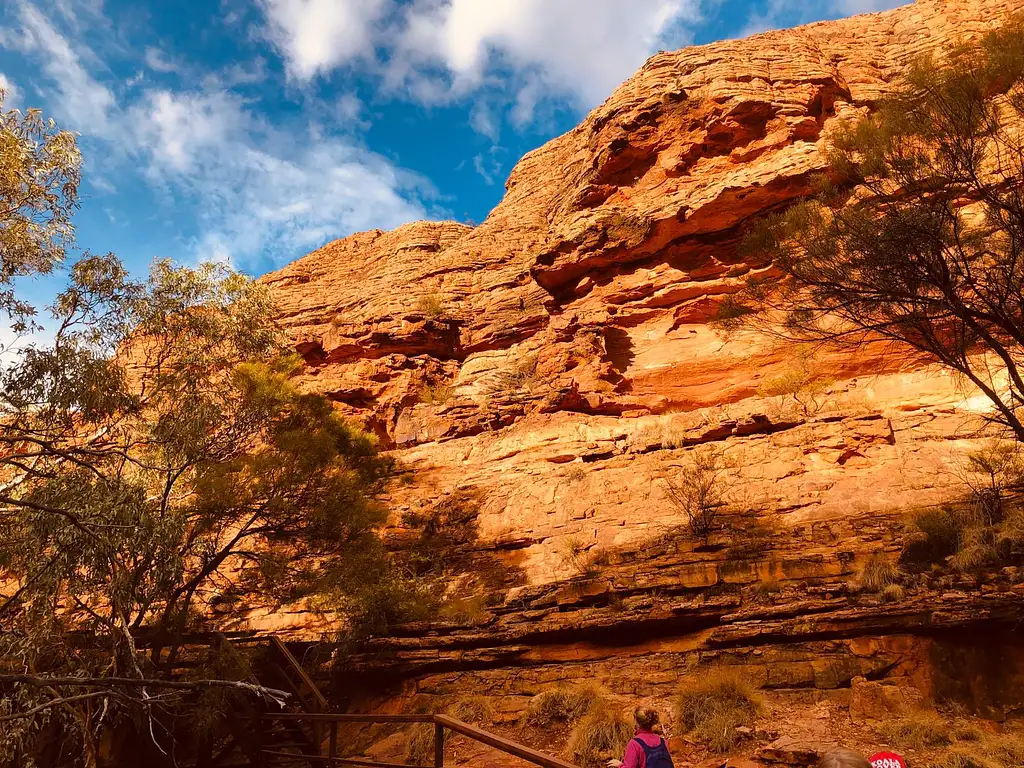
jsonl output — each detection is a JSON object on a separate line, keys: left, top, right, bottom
{"left": 254, "top": 2, "right": 1024, "bottom": 764}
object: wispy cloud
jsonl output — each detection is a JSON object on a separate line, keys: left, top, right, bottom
{"left": 9, "top": 2, "right": 116, "bottom": 135}
{"left": 0, "top": 0, "right": 435, "bottom": 270}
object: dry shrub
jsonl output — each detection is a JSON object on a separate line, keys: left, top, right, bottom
{"left": 403, "top": 696, "right": 495, "bottom": 764}
{"left": 416, "top": 293, "right": 445, "bottom": 319}
{"left": 419, "top": 381, "right": 454, "bottom": 405}
{"left": 934, "top": 731, "right": 1024, "bottom": 768}
{"left": 879, "top": 583, "right": 906, "bottom": 603}
{"left": 878, "top": 710, "right": 951, "bottom": 750}
{"left": 561, "top": 535, "right": 601, "bottom": 579}
{"left": 438, "top": 593, "right": 490, "bottom": 624}
{"left": 403, "top": 723, "right": 435, "bottom": 765}
{"left": 662, "top": 446, "right": 731, "bottom": 544}
{"left": 857, "top": 554, "right": 901, "bottom": 592}
{"left": 677, "top": 668, "right": 762, "bottom": 753}
{"left": 567, "top": 705, "right": 634, "bottom": 768}
{"left": 757, "top": 348, "right": 834, "bottom": 417}
{"left": 749, "top": 579, "right": 781, "bottom": 604}
{"left": 445, "top": 695, "right": 494, "bottom": 723}
{"left": 483, "top": 354, "right": 541, "bottom": 399}
{"left": 527, "top": 683, "right": 604, "bottom": 725}
{"left": 565, "top": 464, "right": 588, "bottom": 484}
{"left": 901, "top": 506, "right": 965, "bottom": 569}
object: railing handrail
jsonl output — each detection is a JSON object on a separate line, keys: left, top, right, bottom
{"left": 269, "top": 635, "right": 329, "bottom": 711}
{"left": 254, "top": 712, "right": 580, "bottom": 768}
{"left": 433, "top": 715, "right": 579, "bottom": 768}
{"left": 256, "top": 713, "right": 434, "bottom": 723}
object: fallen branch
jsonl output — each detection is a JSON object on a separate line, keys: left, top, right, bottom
{"left": 0, "top": 674, "right": 290, "bottom": 704}
{"left": 0, "top": 691, "right": 111, "bottom": 722}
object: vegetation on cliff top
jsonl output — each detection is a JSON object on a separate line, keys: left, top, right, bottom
{"left": 734, "top": 15, "right": 1024, "bottom": 443}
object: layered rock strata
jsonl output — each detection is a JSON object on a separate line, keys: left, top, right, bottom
{"left": 253, "top": 0, "right": 1024, "bottom": 760}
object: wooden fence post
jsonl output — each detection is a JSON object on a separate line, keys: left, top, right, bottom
{"left": 330, "top": 722, "right": 338, "bottom": 759}
{"left": 434, "top": 722, "right": 445, "bottom": 768}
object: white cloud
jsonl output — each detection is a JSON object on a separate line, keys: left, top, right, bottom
{"left": 260, "top": 0, "right": 389, "bottom": 81}
{"left": 144, "top": 46, "right": 180, "bottom": 73}
{"left": 1, "top": 1, "right": 434, "bottom": 270}
{"left": 132, "top": 89, "right": 248, "bottom": 172}
{"left": 259, "top": 0, "right": 701, "bottom": 127}
{"left": 472, "top": 151, "right": 503, "bottom": 186}
{"left": 129, "top": 88, "right": 430, "bottom": 267}
{"left": 469, "top": 101, "right": 499, "bottom": 142}
{"left": 192, "top": 142, "right": 430, "bottom": 266}
{"left": 741, "top": 0, "right": 906, "bottom": 36}
{"left": 395, "top": 0, "right": 698, "bottom": 107}
{"left": 10, "top": 2, "right": 115, "bottom": 135}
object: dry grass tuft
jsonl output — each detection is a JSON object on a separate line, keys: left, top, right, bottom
{"left": 403, "top": 723, "right": 435, "bottom": 765}
{"left": 933, "top": 731, "right": 1024, "bottom": 768}
{"left": 416, "top": 293, "right": 445, "bottom": 319}
{"left": 404, "top": 696, "right": 495, "bottom": 764}
{"left": 419, "top": 381, "right": 455, "bottom": 405}
{"left": 878, "top": 709, "right": 952, "bottom": 750}
{"left": 527, "top": 683, "right": 604, "bottom": 725}
{"left": 438, "top": 593, "right": 490, "bottom": 624}
{"left": 749, "top": 579, "right": 781, "bottom": 603}
{"left": 858, "top": 554, "right": 901, "bottom": 592}
{"left": 561, "top": 535, "right": 601, "bottom": 579}
{"left": 879, "top": 583, "right": 906, "bottom": 603}
{"left": 445, "top": 695, "right": 494, "bottom": 724}
{"left": 677, "top": 668, "right": 762, "bottom": 753}
{"left": 567, "top": 705, "right": 635, "bottom": 768}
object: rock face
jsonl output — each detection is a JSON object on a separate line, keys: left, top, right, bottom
{"left": 257, "top": 0, "right": 1024, "bottom": 762}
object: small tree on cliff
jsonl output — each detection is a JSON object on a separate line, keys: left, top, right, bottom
{"left": 729, "top": 17, "right": 1024, "bottom": 441}
{"left": 662, "top": 446, "right": 731, "bottom": 544}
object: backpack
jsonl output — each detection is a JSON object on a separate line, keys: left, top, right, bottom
{"left": 634, "top": 737, "right": 674, "bottom": 768}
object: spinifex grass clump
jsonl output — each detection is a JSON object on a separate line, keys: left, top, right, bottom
{"left": 676, "top": 668, "right": 762, "bottom": 753}
{"left": 567, "top": 705, "right": 634, "bottom": 768}
{"left": 527, "top": 683, "right": 604, "bottom": 725}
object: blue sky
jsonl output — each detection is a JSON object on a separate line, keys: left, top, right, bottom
{"left": 0, "top": 0, "right": 904, "bottom": 322}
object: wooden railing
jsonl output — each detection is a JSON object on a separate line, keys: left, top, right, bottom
{"left": 253, "top": 712, "right": 580, "bottom": 768}
{"left": 151, "top": 633, "right": 578, "bottom": 768}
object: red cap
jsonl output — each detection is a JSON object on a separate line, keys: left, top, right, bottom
{"left": 869, "top": 752, "right": 907, "bottom": 768}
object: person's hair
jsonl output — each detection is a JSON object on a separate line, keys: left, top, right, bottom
{"left": 634, "top": 707, "right": 660, "bottom": 731}
{"left": 816, "top": 750, "right": 871, "bottom": 768}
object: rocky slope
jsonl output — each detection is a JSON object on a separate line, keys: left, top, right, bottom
{"left": 255, "top": 0, "right": 1024, "bottom": 763}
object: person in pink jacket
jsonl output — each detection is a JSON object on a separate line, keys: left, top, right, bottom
{"left": 606, "top": 708, "right": 674, "bottom": 768}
